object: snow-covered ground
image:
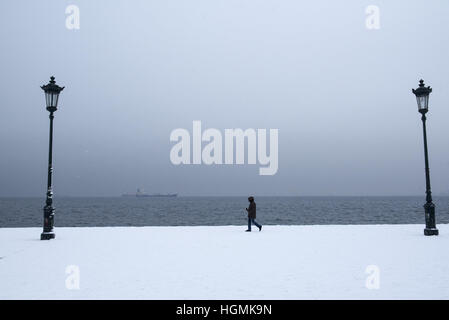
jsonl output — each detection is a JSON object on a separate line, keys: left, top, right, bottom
{"left": 1, "top": 224, "right": 448, "bottom": 299}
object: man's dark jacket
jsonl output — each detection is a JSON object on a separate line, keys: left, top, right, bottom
{"left": 247, "top": 202, "right": 256, "bottom": 219}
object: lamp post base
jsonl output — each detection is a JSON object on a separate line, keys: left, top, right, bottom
{"left": 41, "top": 232, "right": 55, "bottom": 240}
{"left": 424, "top": 228, "right": 439, "bottom": 236}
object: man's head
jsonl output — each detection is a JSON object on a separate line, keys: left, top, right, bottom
{"left": 248, "top": 196, "right": 254, "bottom": 202}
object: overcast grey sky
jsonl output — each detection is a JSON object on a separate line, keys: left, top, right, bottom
{"left": 0, "top": 0, "right": 448, "bottom": 196}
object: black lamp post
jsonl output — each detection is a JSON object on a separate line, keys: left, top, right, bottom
{"left": 412, "top": 79, "right": 438, "bottom": 236}
{"left": 40, "top": 76, "right": 64, "bottom": 240}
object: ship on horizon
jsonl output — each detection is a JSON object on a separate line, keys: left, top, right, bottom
{"left": 122, "top": 188, "right": 178, "bottom": 198}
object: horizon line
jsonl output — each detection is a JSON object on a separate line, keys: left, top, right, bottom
{"left": 1, "top": 194, "right": 448, "bottom": 198}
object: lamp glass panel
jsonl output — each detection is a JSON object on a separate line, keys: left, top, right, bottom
{"left": 45, "top": 92, "right": 51, "bottom": 108}
{"left": 54, "top": 93, "right": 59, "bottom": 108}
{"left": 416, "top": 95, "right": 429, "bottom": 111}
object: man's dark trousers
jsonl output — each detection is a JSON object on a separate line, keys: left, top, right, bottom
{"left": 248, "top": 218, "right": 261, "bottom": 231}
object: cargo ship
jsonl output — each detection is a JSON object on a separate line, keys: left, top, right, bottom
{"left": 122, "top": 189, "right": 177, "bottom": 198}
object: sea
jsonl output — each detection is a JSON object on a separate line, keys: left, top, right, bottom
{"left": 1, "top": 196, "right": 449, "bottom": 227}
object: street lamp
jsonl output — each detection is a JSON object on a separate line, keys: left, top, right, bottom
{"left": 412, "top": 79, "right": 438, "bottom": 236}
{"left": 40, "top": 76, "right": 64, "bottom": 240}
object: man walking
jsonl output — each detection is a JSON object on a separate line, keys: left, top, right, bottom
{"left": 245, "top": 196, "right": 262, "bottom": 232}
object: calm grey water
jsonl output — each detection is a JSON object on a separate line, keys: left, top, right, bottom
{"left": 1, "top": 196, "right": 449, "bottom": 227}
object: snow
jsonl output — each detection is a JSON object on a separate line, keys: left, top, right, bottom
{"left": 1, "top": 224, "right": 448, "bottom": 299}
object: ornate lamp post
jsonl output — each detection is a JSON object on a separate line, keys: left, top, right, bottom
{"left": 412, "top": 79, "right": 438, "bottom": 236}
{"left": 40, "top": 76, "right": 64, "bottom": 240}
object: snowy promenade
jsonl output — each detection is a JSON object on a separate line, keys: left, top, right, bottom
{"left": 1, "top": 224, "right": 449, "bottom": 299}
